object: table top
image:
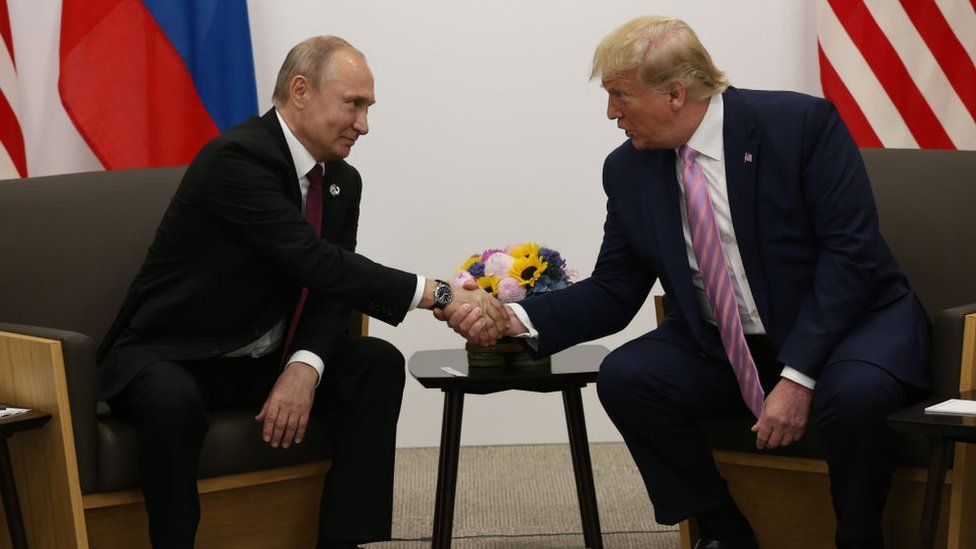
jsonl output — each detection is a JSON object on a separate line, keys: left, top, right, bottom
{"left": 408, "top": 345, "right": 608, "bottom": 394}
{"left": 0, "top": 409, "right": 51, "bottom": 437}
{"left": 888, "top": 390, "right": 976, "bottom": 442}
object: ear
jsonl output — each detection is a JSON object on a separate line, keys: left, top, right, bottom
{"left": 667, "top": 85, "right": 687, "bottom": 112}
{"left": 289, "top": 75, "right": 311, "bottom": 109}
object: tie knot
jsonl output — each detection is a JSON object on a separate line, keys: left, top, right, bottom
{"left": 679, "top": 144, "right": 699, "bottom": 166}
{"left": 306, "top": 164, "right": 324, "bottom": 186}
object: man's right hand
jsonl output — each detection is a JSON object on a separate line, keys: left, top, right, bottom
{"left": 434, "top": 279, "right": 525, "bottom": 344}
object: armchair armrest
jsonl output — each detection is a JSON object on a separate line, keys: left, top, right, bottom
{"left": 930, "top": 302, "right": 976, "bottom": 397}
{"left": 0, "top": 322, "right": 98, "bottom": 493}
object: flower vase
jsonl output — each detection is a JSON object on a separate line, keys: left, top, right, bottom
{"left": 465, "top": 336, "right": 552, "bottom": 370}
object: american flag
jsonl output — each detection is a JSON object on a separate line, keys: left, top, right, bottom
{"left": 818, "top": 0, "right": 976, "bottom": 150}
{"left": 0, "top": 0, "right": 26, "bottom": 178}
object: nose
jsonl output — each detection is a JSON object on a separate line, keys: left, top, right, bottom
{"left": 354, "top": 108, "right": 369, "bottom": 135}
{"left": 606, "top": 96, "right": 621, "bottom": 120}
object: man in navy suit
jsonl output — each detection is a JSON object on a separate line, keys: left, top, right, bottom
{"left": 442, "top": 16, "right": 930, "bottom": 549}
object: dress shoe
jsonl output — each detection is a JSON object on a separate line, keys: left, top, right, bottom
{"left": 694, "top": 537, "right": 760, "bottom": 549}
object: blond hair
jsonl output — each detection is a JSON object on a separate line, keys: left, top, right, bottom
{"left": 272, "top": 36, "right": 364, "bottom": 105}
{"left": 591, "top": 16, "right": 729, "bottom": 100}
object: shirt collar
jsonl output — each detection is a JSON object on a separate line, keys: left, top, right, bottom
{"left": 682, "top": 93, "right": 724, "bottom": 162}
{"left": 275, "top": 108, "right": 320, "bottom": 181}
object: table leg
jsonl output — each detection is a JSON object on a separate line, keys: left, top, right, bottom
{"left": 432, "top": 389, "right": 464, "bottom": 549}
{"left": 563, "top": 387, "right": 602, "bottom": 549}
{"left": 0, "top": 436, "right": 28, "bottom": 549}
{"left": 920, "top": 436, "right": 953, "bottom": 549}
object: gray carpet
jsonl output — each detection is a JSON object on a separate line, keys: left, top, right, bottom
{"left": 372, "top": 442, "right": 679, "bottom": 548}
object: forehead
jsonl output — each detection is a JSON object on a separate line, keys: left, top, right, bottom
{"left": 601, "top": 68, "right": 641, "bottom": 91}
{"left": 326, "top": 51, "right": 375, "bottom": 97}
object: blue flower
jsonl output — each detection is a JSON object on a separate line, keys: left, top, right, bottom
{"left": 467, "top": 261, "right": 485, "bottom": 279}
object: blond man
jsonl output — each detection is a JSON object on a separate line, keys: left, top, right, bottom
{"left": 445, "top": 16, "right": 929, "bottom": 549}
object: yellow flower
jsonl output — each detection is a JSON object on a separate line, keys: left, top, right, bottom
{"left": 509, "top": 242, "right": 540, "bottom": 259}
{"left": 510, "top": 255, "right": 547, "bottom": 287}
{"left": 457, "top": 254, "right": 480, "bottom": 273}
{"left": 476, "top": 275, "right": 500, "bottom": 296}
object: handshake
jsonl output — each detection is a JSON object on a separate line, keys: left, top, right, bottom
{"left": 428, "top": 278, "right": 527, "bottom": 346}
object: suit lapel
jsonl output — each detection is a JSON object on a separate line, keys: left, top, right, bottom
{"left": 645, "top": 149, "right": 702, "bottom": 338}
{"left": 722, "top": 88, "right": 769, "bottom": 324}
{"left": 320, "top": 162, "right": 346, "bottom": 241}
{"left": 260, "top": 109, "right": 302, "bottom": 207}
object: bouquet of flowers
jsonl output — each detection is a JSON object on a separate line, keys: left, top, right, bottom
{"left": 451, "top": 242, "right": 577, "bottom": 303}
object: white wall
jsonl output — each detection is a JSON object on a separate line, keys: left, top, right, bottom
{"left": 11, "top": 0, "right": 820, "bottom": 447}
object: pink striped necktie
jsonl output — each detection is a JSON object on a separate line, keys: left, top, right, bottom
{"left": 679, "top": 145, "right": 765, "bottom": 418}
{"left": 281, "top": 164, "right": 324, "bottom": 365}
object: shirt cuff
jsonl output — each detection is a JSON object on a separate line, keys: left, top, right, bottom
{"left": 507, "top": 303, "right": 540, "bottom": 351}
{"left": 781, "top": 366, "right": 816, "bottom": 390}
{"left": 287, "top": 350, "right": 325, "bottom": 387}
{"left": 409, "top": 275, "right": 426, "bottom": 311}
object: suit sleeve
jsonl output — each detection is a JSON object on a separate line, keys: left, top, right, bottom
{"left": 289, "top": 169, "right": 363, "bottom": 361}
{"left": 776, "top": 100, "right": 887, "bottom": 376}
{"left": 203, "top": 145, "right": 417, "bottom": 326}
{"left": 520, "top": 157, "right": 655, "bottom": 356}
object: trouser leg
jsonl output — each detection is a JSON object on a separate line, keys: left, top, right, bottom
{"left": 315, "top": 336, "right": 406, "bottom": 545}
{"left": 595, "top": 332, "right": 761, "bottom": 525}
{"left": 813, "top": 360, "right": 907, "bottom": 548}
{"left": 109, "top": 361, "right": 210, "bottom": 549}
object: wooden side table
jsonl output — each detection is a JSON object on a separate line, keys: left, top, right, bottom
{"left": 888, "top": 391, "right": 976, "bottom": 549}
{"left": 408, "top": 345, "right": 608, "bottom": 549}
{"left": 0, "top": 409, "right": 51, "bottom": 549}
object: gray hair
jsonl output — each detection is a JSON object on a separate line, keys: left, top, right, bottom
{"left": 272, "top": 36, "right": 364, "bottom": 105}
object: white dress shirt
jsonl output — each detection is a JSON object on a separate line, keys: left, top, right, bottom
{"left": 511, "top": 94, "right": 815, "bottom": 390}
{"left": 226, "top": 110, "right": 426, "bottom": 384}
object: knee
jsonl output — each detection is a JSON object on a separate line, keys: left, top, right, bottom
{"left": 812, "top": 361, "right": 905, "bottom": 430}
{"left": 130, "top": 364, "right": 208, "bottom": 433}
{"left": 363, "top": 337, "right": 406, "bottom": 391}
{"left": 597, "top": 347, "right": 646, "bottom": 414}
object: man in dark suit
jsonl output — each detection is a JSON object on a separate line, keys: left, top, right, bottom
{"left": 98, "top": 36, "right": 506, "bottom": 549}
{"left": 442, "top": 16, "right": 930, "bottom": 549}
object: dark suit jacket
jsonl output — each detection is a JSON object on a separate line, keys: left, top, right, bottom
{"left": 521, "top": 87, "right": 930, "bottom": 389}
{"left": 97, "top": 110, "right": 417, "bottom": 400}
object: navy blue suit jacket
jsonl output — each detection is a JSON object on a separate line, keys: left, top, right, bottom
{"left": 521, "top": 87, "right": 930, "bottom": 389}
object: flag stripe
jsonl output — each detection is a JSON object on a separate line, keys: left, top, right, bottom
{"left": 59, "top": 0, "right": 220, "bottom": 169}
{"left": 828, "top": 0, "right": 954, "bottom": 149}
{"left": 864, "top": 0, "right": 976, "bottom": 149}
{"left": 900, "top": 0, "right": 976, "bottom": 123}
{"left": 140, "top": 0, "right": 257, "bottom": 131}
{"left": 818, "top": 1, "right": 918, "bottom": 148}
{"left": 0, "top": 86, "right": 27, "bottom": 177}
{"left": 818, "top": 45, "right": 883, "bottom": 147}
{"left": 936, "top": 0, "right": 976, "bottom": 68}
{"left": 0, "top": 0, "right": 12, "bottom": 65}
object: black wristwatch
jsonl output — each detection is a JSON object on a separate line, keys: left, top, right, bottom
{"left": 431, "top": 279, "right": 453, "bottom": 310}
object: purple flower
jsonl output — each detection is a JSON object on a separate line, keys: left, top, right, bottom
{"left": 539, "top": 247, "right": 566, "bottom": 274}
{"left": 467, "top": 261, "right": 485, "bottom": 279}
{"left": 451, "top": 271, "right": 475, "bottom": 288}
{"left": 484, "top": 253, "right": 515, "bottom": 278}
{"left": 481, "top": 248, "right": 503, "bottom": 262}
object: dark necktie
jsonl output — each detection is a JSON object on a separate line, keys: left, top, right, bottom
{"left": 281, "top": 164, "right": 324, "bottom": 363}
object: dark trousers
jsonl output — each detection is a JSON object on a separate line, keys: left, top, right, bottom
{"left": 108, "top": 335, "right": 406, "bottom": 549}
{"left": 596, "top": 331, "right": 907, "bottom": 546}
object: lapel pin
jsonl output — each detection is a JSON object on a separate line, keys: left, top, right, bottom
{"left": 329, "top": 183, "right": 341, "bottom": 197}
{"left": 744, "top": 152, "right": 754, "bottom": 163}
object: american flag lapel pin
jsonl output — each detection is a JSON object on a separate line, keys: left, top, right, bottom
{"left": 744, "top": 152, "right": 754, "bottom": 163}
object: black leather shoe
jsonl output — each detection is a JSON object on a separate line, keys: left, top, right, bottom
{"left": 694, "top": 538, "right": 760, "bottom": 549}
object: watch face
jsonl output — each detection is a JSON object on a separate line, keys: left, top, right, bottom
{"left": 435, "top": 282, "right": 453, "bottom": 305}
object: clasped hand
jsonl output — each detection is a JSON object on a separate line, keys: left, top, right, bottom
{"left": 434, "top": 279, "right": 524, "bottom": 345}
{"left": 751, "top": 377, "right": 812, "bottom": 449}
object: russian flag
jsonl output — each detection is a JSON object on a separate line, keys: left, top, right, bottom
{"left": 59, "top": 0, "right": 258, "bottom": 170}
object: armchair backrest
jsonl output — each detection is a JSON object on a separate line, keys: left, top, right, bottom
{"left": 862, "top": 148, "right": 976, "bottom": 396}
{"left": 0, "top": 167, "right": 185, "bottom": 348}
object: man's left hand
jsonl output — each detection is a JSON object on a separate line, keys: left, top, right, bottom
{"left": 751, "top": 378, "right": 813, "bottom": 449}
{"left": 255, "top": 362, "right": 318, "bottom": 449}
